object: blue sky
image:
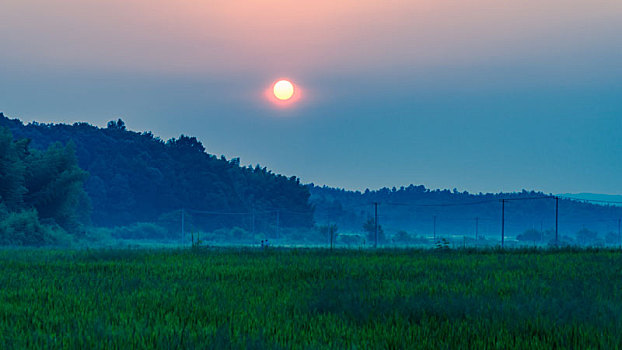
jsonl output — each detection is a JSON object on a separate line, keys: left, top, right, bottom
{"left": 1, "top": 1, "right": 621, "bottom": 194}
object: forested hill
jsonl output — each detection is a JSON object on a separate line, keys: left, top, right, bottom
{"left": 0, "top": 113, "right": 313, "bottom": 229}
{"left": 310, "top": 185, "right": 622, "bottom": 243}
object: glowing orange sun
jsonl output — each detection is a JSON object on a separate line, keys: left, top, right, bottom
{"left": 273, "top": 80, "right": 294, "bottom": 100}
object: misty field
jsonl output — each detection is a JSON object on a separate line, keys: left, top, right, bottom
{"left": 1, "top": 248, "right": 621, "bottom": 349}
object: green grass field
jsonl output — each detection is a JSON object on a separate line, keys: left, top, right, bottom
{"left": 1, "top": 247, "right": 621, "bottom": 349}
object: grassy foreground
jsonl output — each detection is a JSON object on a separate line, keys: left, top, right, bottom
{"left": 0, "top": 247, "right": 621, "bottom": 349}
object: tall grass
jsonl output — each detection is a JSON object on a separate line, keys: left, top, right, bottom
{"left": 0, "top": 247, "right": 620, "bottom": 348}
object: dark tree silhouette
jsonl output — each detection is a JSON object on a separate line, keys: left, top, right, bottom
{"left": 1, "top": 113, "right": 314, "bottom": 232}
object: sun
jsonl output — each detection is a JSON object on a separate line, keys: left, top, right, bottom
{"left": 265, "top": 78, "right": 301, "bottom": 107}
{"left": 273, "top": 80, "right": 294, "bottom": 100}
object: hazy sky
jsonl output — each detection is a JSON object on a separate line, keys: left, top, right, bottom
{"left": 1, "top": 1, "right": 621, "bottom": 194}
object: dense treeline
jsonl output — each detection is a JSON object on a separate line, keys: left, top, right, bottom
{"left": 3, "top": 110, "right": 620, "bottom": 246}
{"left": 310, "top": 184, "right": 622, "bottom": 245}
{"left": 0, "top": 113, "right": 313, "bottom": 236}
{"left": 0, "top": 127, "right": 88, "bottom": 245}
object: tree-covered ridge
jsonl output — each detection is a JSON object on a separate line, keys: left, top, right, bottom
{"left": 310, "top": 184, "right": 622, "bottom": 243}
{"left": 0, "top": 114, "right": 313, "bottom": 230}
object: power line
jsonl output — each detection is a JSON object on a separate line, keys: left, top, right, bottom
{"left": 185, "top": 208, "right": 251, "bottom": 215}
{"left": 386, "top": 199, "right": 498, "bottom": 207}
{"left": 555, "top": 197, "right": 559, "bottom": 246}
{"left": 184, "top": 208, "right": 312, "bottom": 215}
{"left": 374, "top": 202, "right": 379, "bottom": 248}
{"left": 431, "top": 217, "right": 495, "bottom": 222}
{"left": 386, "top": 196, "right": 554, "bottom": 208}
{"left": 323, "top": 194, "right": 620, "bottom": 212}
{"left": 557, "top": 218, "right": 620, "bottom": 223}
{"left": 502, "top": 196, "right": 554, "bottom": 201}
{"left": 501, "top": 199, "right": 506, "bottom": 248}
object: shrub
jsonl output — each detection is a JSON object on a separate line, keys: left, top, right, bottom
{"left": 393, "top": 230, "right": 411, "bottom": 242}
{"left": 576, "top": 228, "right": 598, "bottom": 245}
{"left": 0, "top": 209, "right": 68, "bottom": 246}
{"left": 229, "top": 226, "right": 249, "bottom": 240}
{"left": 605, "top": 232, "right": 619, "bottom": 245}
{"left": 516, "top": 229, "right": 542, "bottom": 243}
{"left": 109, "top": 222, "right": 169, "bottom": 239}
{"left": 338, "top": 234, "right": 363, "bottom": 246}
{"left": 82, "top": 227, "right": 115, "bottom": 244}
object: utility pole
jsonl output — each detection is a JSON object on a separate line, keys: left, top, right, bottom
{"left": 475, "top": 217, "right": 479, "bottom": 241}
{"left": 276, "top": 210, "right": 280, "bottom": 240}
{"left": 555, "top": 196, "right": 559, "bottom": 246}
{"left": 618, "top": 218, "right": 621, "bottom": 249}
{"left": 501, "top": 199, "right": 505, "bottom": 248}
{"left": 181, "top": 208, "right": 185, "bottom": 246}
{"left": 251, "top": 206, "right": 255, "bottom": 235}
{"left": 374, "top": 202, "right": 379, "bottom": 248}
{"left": 433, "top": 215, "right": 437, "bottom": 242}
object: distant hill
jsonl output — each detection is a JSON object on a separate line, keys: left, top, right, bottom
{"left": 310, "top": 185, "right": 622, "bottom": 243}
{"left": 0, "top": 113, "right": 314, "bottom": 231}
{"left": 558, "top": 193, "right": 622, "bottom": 207}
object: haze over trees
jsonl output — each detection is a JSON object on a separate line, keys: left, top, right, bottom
{"left": 1, "top": 113, "right": 314, "bottom": 240}
{"left": 2, "top": 112, "right": 621, "bottom": 246}
{"left": 310, "top": 185, "right": 622, "bottom": 244}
